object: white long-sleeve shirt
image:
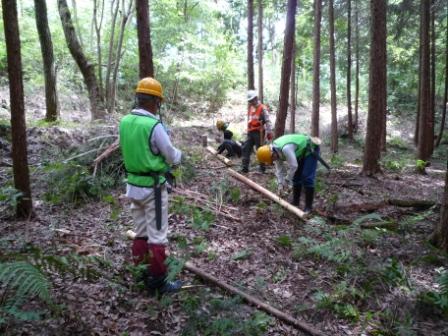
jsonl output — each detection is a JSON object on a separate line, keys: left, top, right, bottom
{"left": 125, "top": 108, "right": 181, "bottom": 200}
{"left": 274, "top": 143, "right": 298, "bottom": 185}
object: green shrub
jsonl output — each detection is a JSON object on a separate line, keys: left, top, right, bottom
{"left": 388, "top": 137, "right": 408, "bottom": 150}
{"left": 0, "top": 186, "right": 23, "bottom": 218}
{"left": 44, "top": 162, "right": 115, "bottom": 205}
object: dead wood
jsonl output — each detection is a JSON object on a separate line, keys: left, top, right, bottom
{"left": 360, "top": 221, "right": 398, "bottom": 230}
{"left": 92, "top": 139, "right": 119, "bottom": 176}
{"left": 206, "top": 147, "right": 306, "bottom": 220}
{"left": 184, "top": 261, "right": 325, "bottom": 336}
{"left": 387, "top": 198, "right": 435, "bottom": 209}
{"left": 206, "top": 146, "right": 233, "bottom": 166}
{"left": 125, "top": 230, "right": 323, "bottom": 334}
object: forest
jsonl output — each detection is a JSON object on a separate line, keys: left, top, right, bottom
{"left": 0, "top": 0, "right": 448, "bottom": 335}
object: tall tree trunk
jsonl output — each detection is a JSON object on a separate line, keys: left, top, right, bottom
{"left": 34, "top": 0, "right": 60, "bottom": 122}
{"left": 71, "top": 0, "right": 84, "bottom": 49}
{"left": 247, "top": 0, "right": 255, "bottom": 90}
{"left": 362, "top": 0, "right": 387, "bottom": 176}
{"left": 311, "top": 0, "right": 322, "bottom": 137}
{"left": 58, "top": 0, "right": 105, "bottom": 120}
{"left": 2, "top": 0, "right": 33, "bottom": 218}
{"left": 93, "top": 0, "right": 105, "bottom": 98}
{"left": 136, "top": 0, "right": 154, "bottom": 78}
{"left": 415, "top": 5, "right": 424, "bottom": 146}
{"left": 289, "top": 35, "right": 297, "bottom": 134}
{"left": 329, "top": 0, "right": 338, "bottom": 153}
{"left": 436, "top": 9, "right": 448, "bottom": 148}
{"left": 346, "top": 0, "right": 353, "bottom": 140}
{"left": 417, "top": 0, "right": 433, "bottom": 163}
{"left": 110, "top": 0, "right": 134, "bottom": 113}
{"left": 105, "top": 0, "right": 120, "bottom": 113}
{"left": 257, "top": 0, "right": 263, "bottom": 101}
{"left": 354, "top": 0, "right": 359, "bottom": 132}
{"left": 274, "top": 0, "right": 297, "bottom": 138}
{"left": 429, "top": 0, "right": 436, "bottom": 155}
{"left": 431, "top": 160, "right": 448, "bottom": 252}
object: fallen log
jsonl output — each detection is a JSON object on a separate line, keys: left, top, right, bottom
{"left": 206, "top": 147, "right": 305, "bottom": 220}
{"left": 388, "top": 198, "right": 435, "bottom": 209}
{"left": 206, "top": 146, "right": 233, "bottom": 166}
{"left": 124, "top": 230, "right": 324, "bottom": 336}
{"left": 93, "top": 139, "right": 119, "bottom": 176}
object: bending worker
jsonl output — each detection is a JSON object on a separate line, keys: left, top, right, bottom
{"left": 257, "top": 134, "right": 324, "bottom": 213}
{"left": 119, "top": 77, "right": 182, "bottom": 294}
{"left": 241, "top": 90, "right": 273, "bottom": 173}
{"left": 216, "top": 120, "right": 242, "bottom": 158}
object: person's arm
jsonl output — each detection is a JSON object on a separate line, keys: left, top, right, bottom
{"left": 260, "top": 107, "right": 272, "bottom": 133}
{"left": 282, "top": 144, "right": 299, "bottom": 183}
{"left": 151, "top": 123, "right": 182, "bottom": 165}
{"left": 274, "top": 160, "right": 286, "bottom": 185}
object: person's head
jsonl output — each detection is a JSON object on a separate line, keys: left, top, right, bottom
{"left": 216, "top": 120, "right": 226, "bottom": 131}
{"left": 247, "top": 90, "right": 258, "bottom": 106}
{"left": 223, "top": 130, "right": 233, "bottom": 140}
{"left": 256, "top": 145, "right": 279, "bottom": 165}
{"left": 135, "top": 77, "right": 164, "bottom": 113}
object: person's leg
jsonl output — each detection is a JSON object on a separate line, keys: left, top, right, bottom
{"left": 145, "top": 185, "right": 182, "bottom": 293}
{"left": 254, "top": 131, "right": 265, "bottom": 173}
{"left": 301, "top": 149, "right": 319, "bottom": 212}
{"left": 292, "top": 159, "right": 305, "bottom": 206}
{"left": 130, "top": 200, "right": 150, "bottom": 265}
{"left": 241, "top": 133, "right": 255, "bottom": 172}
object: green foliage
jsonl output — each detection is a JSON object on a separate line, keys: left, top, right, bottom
{"left": 380, "top": 258, "right": 409, "bottom": 287}
{"left": 415, "top": 159, "right": 427, "bottom": 173}
{"left": 191, "top": 208, "right": 215, "bottom": 231}
{"left": 179, "top": 291, "right": 271, "bottom": 336}
{"left": 293, "top": 235, "right": 354, "bottom": 264}
{"left": 231, "top": 249, "right": 252, "bottom": 261}
{"left": 383, "top": 159, "right": 405, "bottom": 172}
{"left": 0, "top": 262, "right": 52, "bottom": 324}
{"left": 417, "top": 269, "right": 448, "bottom": 315}
{"left": 44, "top": 162, "right": 115, "bottom": 205}
{"left": 388, "top": 137, "right": 408, "bottom": 150}
{"left": 165, "top": 256, "right": 186, "bottom": 283}
{"left": 275, "top": 235, "right": 293, "bottom": 249}
{"left": 0, "top": 186, "right": 23, "bottom": 218}
{"left": 330, "top": 154, "right": 345, "bottom": 168}
{"left": 211, "top": 178, "right": 241, "bottom": 205}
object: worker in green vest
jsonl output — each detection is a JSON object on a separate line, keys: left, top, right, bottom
{"left": 119, "top": 77, "right": 182, "bottom": 294}
{"left": 256, "top": 134, "right": 324, "bottom": 213}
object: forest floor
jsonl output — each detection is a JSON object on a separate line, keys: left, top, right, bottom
{"left": 0, "top": 92, "right": 448, "bottom": 335}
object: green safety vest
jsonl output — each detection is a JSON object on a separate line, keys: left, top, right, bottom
{"left": 119, "top": 113, "right": 169, "bottom": 187}
{"left": 273, "top": 134, "right": 315, "bottom": 159}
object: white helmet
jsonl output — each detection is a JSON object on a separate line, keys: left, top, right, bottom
{"left": 247, "top": 90, "right": 258, "bottom": 102}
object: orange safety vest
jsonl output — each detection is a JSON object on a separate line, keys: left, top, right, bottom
{"left": 247, "top": 104, "right": 267, "bottom": 132}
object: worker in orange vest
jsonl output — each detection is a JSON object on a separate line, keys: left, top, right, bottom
{"left": 241, "top": 90, "right": 273, "bottom": 173}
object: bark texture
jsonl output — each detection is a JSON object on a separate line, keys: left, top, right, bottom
{"left": 329, "top": 0, "right": 338, "bottom": 153}
{"left": 247, "top": 0, "right": 255, "bottom": 90}
{"left": 436, "top": 9, "right": 448, "bottom": 147}
{"left": 362, "top": 0, "right": 387, "bottom": 176}
{"left": 257, "top": 0, "right": 263, "bottom": 101}
{"left": 431, "top": 160, "right": 448, "bottom": 252}
{"left": 346, "top": 0, "right": 353, "bottom": 140}
{"left": 289, "top": 35, "right": 296, "bottom": 134}
{"left": 311, "top": 0, "right": 322, "bottom": 137}
{"left": 136, "top": 0, "right": 154, "bottom": 78}
{"left": 34, "top": 0, "right": 60, "bottom": 122}
{"left": 2, "top": 0, "right": 33, "bottom": 218}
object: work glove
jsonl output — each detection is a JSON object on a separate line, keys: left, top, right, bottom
{"left": 165, "top": 171, "right": 177, "bottom": 193}
{"left": 266, "top": 132, "right": 273, "bottom": 141}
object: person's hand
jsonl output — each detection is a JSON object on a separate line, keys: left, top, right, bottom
{"left": 277, "top": 181, "right": 291, "bottom": 197}
{"left": 266, "top": 132, "right": 273, "bottom": 141}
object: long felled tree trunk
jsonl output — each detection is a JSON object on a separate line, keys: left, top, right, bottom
{"left": 2, "top": 0, "right": 33, "bottom": 218}
{"left": 329, "top": 0, "right": 338, "bottom": 153}
{"left": 136, "top": 0, "right": 154, "bottom": 78}
{"left": 247, "top": 0, "right": 255, "bottom": 90}
{"left": 362, "top": 0, "right": 387, "bottom": 176}
{"left": 274, "top": 0, "right": 297, "bottom": 138}
{"left": 417, "top": 0, "right": 433, "bottom": 164}
{"left": 58, "top": 0, "right": 105, "bottom": 120}
{"left": 311, "top": 0, "right": 322, "bottom": 137}
{"left": 34, "top": 0, "right": 60, "bottom": 122}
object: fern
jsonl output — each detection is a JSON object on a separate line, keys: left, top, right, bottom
{"left": 0, "top": 261, "right": 52, "bottom": 323}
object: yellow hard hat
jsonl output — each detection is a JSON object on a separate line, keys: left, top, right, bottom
{"left": 257, "top": 145, "right": 273, "bottom": 165}
{"left": 216, "top": 120, "right": 226, "bottom": 131}
{"left": 135, "top": 77, "right": 164, "bottom": 100}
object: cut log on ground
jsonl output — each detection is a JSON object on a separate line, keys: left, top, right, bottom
{"left": 206, "top": 147, "right": 306, "bottom": 220}
{"left": 124, "top": 230, "right": 324, "bottom": 335}
{"left": 93, "top": 139, "right": 119, "bottom": 176}
{"left": 206, "top": 146, "right": 233, "bottom": 166}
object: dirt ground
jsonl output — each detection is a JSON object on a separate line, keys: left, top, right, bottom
{"left": 0, "top": 94, "right": 447, "bottom": 335}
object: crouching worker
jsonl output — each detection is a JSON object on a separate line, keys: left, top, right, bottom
{"left": 256, "top": 134, "right": 323, "bottom": 214}
{"left": 119, "top": 77, "right": 182, "bottom": 294}
{"left": 215, "top": 120, "right": 242, "bottom": 158}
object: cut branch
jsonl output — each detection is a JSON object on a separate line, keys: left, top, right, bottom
{"left": 206, "top": 147, "right": 305, "bottom": 219}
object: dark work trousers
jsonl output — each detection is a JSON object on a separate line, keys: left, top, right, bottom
{"left": 242, "top": 130, "right": 264, "bottom": 171}
{"left": 292, "top": 147, "right": 320, "bottom": 187}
